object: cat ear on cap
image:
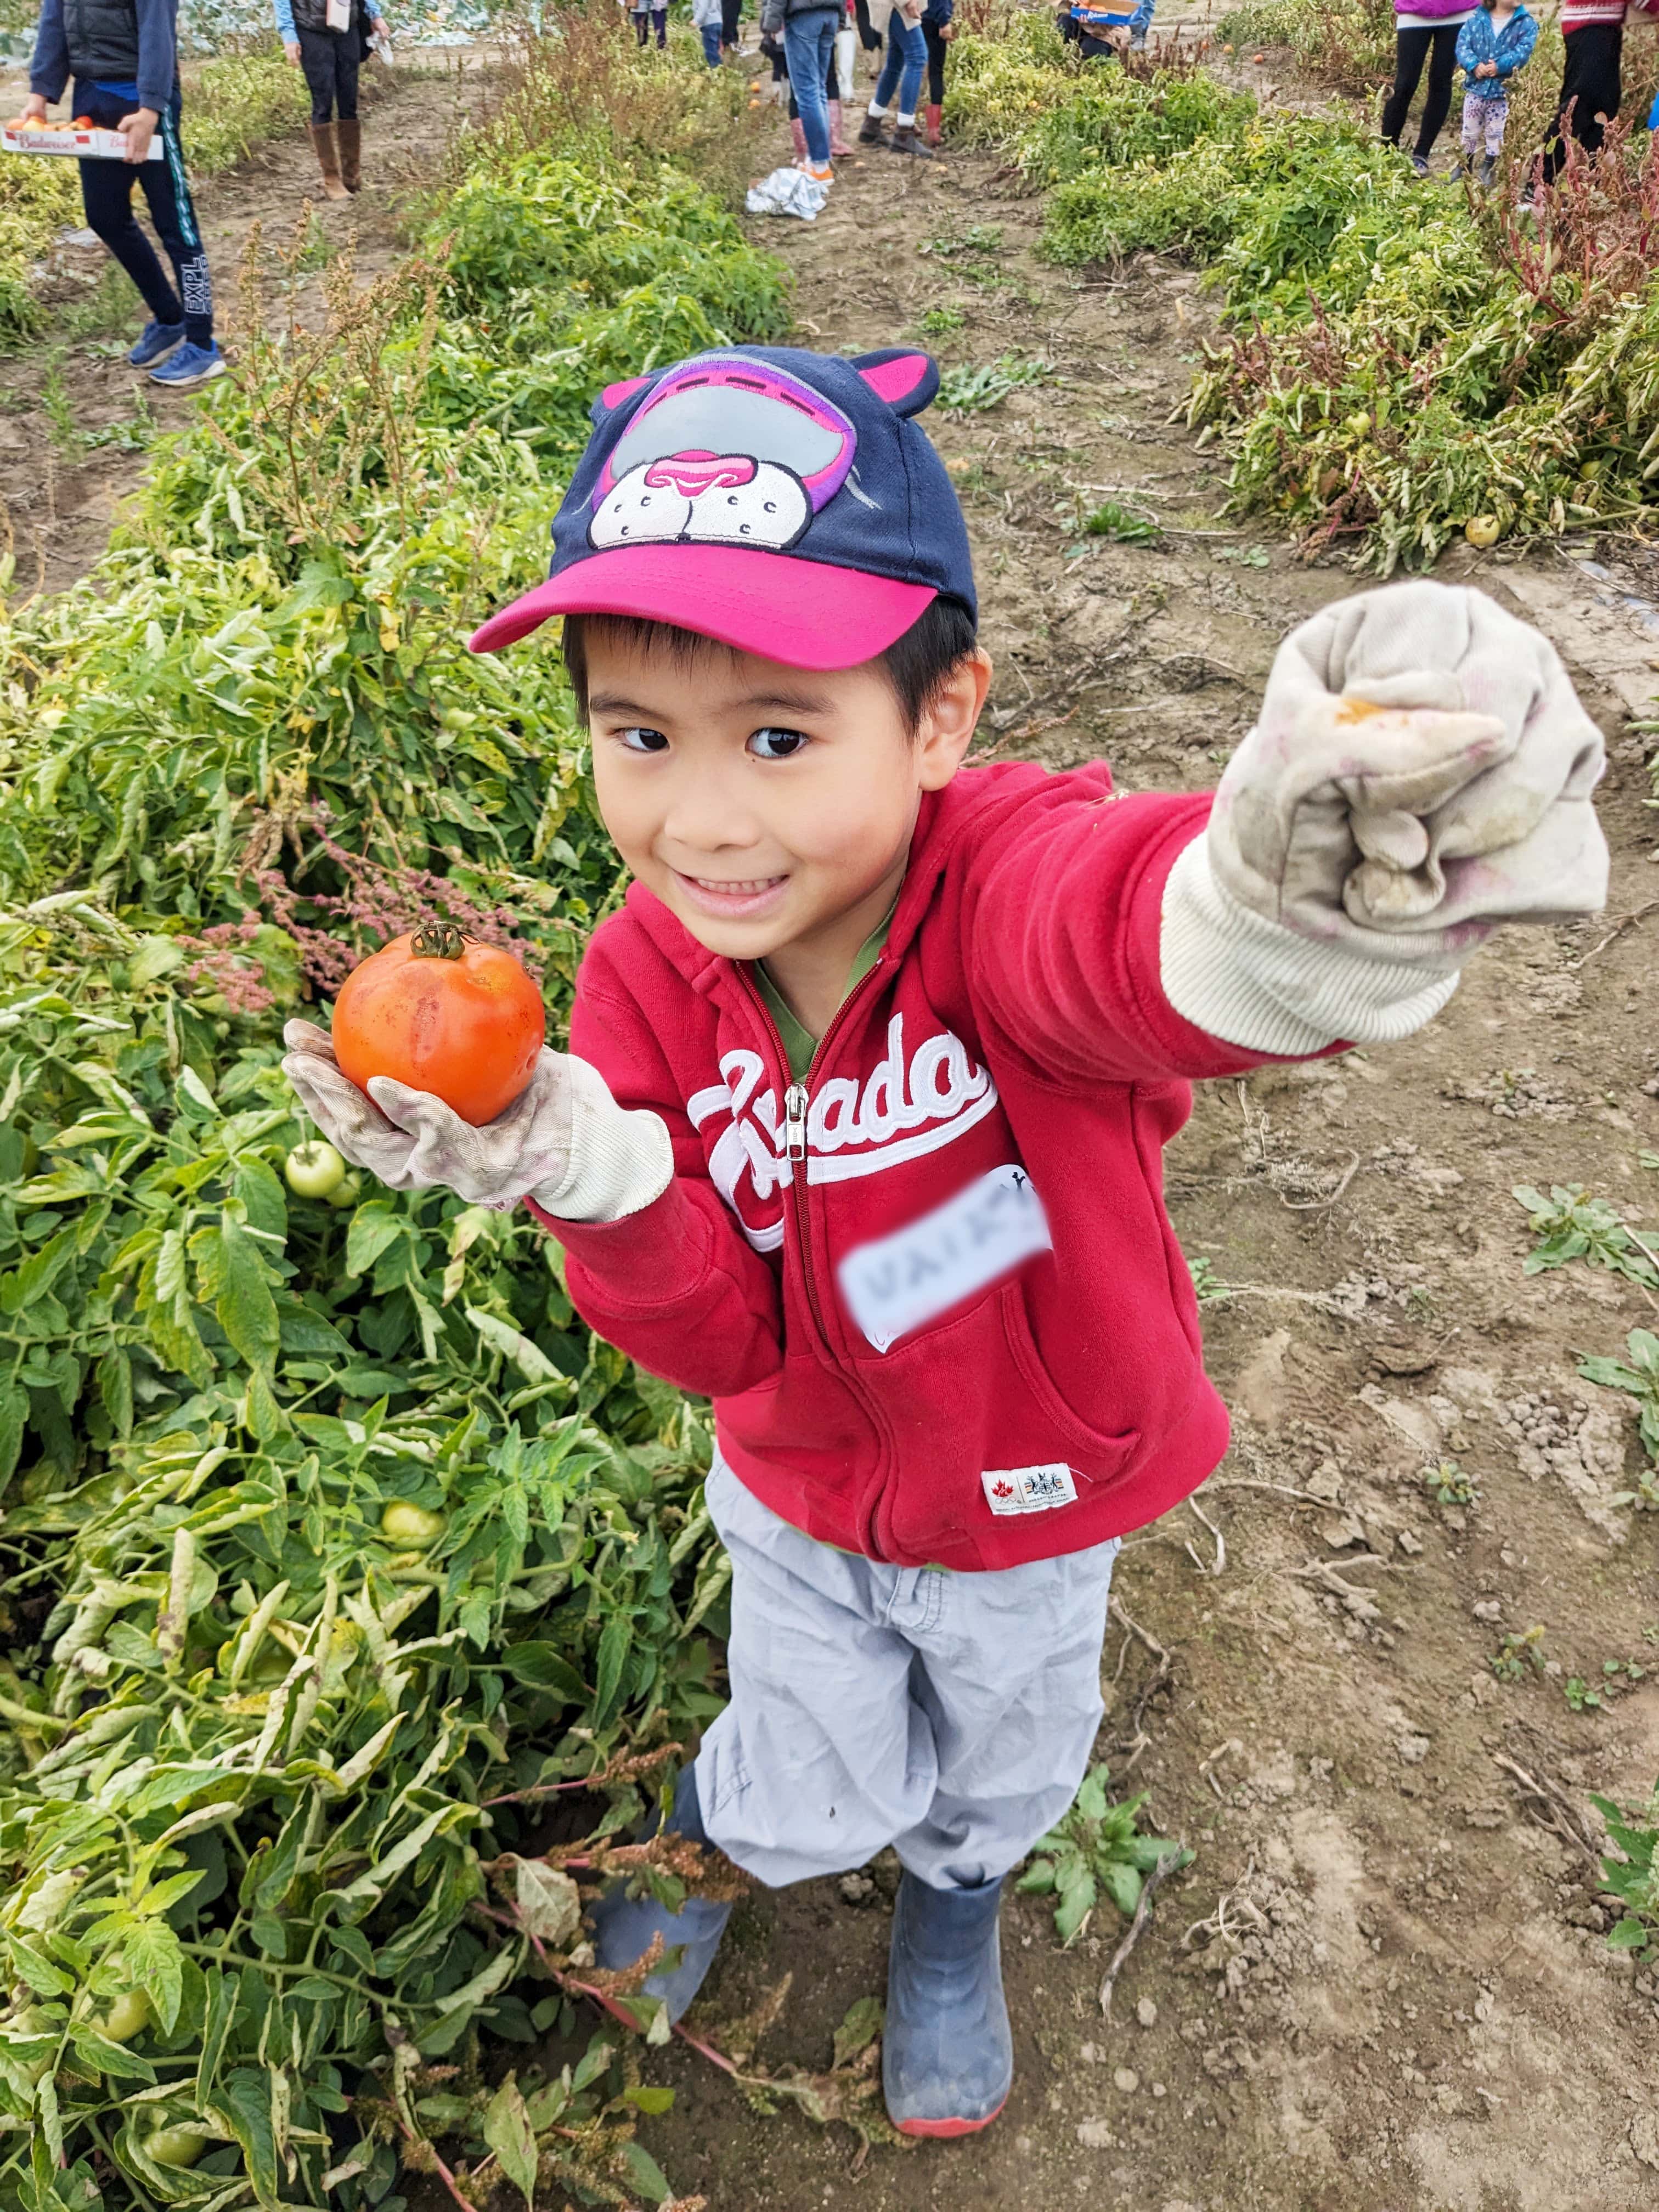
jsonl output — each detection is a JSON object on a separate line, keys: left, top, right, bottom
{"left": 849, "top": 351, "right": 940, "bottom": 417}
{"left": 590, "top": 373, "right": 656, "bottom": 426}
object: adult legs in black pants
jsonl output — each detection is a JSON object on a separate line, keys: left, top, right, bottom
{"left": 1380, "top": 22, "right": 1459, "bottom": 165}
{"left": 721, "top": 0, "right": 742, "bottom": 50}
{"left": 1540, "top": 22, "right": 1622, "bottom": 185}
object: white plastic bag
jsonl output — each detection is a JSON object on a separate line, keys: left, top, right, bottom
{"left": 744, "top": 166, "right": 830, "bottom": 221}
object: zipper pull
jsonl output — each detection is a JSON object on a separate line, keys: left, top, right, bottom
{"left": 784, "top": 1082, "right": 809, "bottom": 1163}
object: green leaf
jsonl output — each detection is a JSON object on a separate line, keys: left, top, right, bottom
{"left": 830, "top": 1995, "right": 882, "bottom": 2069}
{"left": 620, "top": 2137, "right": 673, "bottom": 2203}
{"left": 216, "top": 2065, "right": 281, "bottom": 2207}
{"left": 0, "top": 1384, "right": 27, "bottom": 1487}
{"left": 123, "top": 1918, "right": 185, "bottom": 2034}
{"left": 346, "top": 1203, "right": 405, "bottom": 1277}
{"left": 216, "top": 1217, "right": 280, "bottom": 1371}
{"left": 69, "top": 2025, "right": 157, "bottom": 2081}
{"left": 592, "top": 1607, "right": 631, "bottom": 1726}
{"left": 482, "top": 2074, "right": 539, "bottom": 2208}
{"left": 95, "top": 1347, "right": 133, "bottom": 1439}
{"left": 623, "top": 2083, "right": 676, "bottom": 2115}
{"left": 1606, "top": 1916, "right": 1652, "bottom": 1950}
{"left": 1099, "top": 1860, "right": 1143, "bottom": 1918}
{"left": 500, "top": 1642, "right": 588, "bottom": 1702}
{"left": 1054, "top": 1874, "right": 1097, "bottom": 1944}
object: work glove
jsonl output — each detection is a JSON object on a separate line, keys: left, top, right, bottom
{"left": 280, "top": 1022, "right": 673, "bottom": 1222}
{"left": 1161, "top": 581, "right": 1607, "bottom": 1056}
{"left": 1211, "top": 579, "right": 1608, "bottom": 955}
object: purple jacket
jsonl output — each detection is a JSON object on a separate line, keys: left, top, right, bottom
{"left": 1393, "top": 1, "right": 1475, "bottom": 18}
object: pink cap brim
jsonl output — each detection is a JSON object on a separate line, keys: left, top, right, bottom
{"left": 467, "top": 544, "right": 936, "bottom": 670}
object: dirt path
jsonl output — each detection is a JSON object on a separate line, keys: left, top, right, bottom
{"left": 634, "top": 77, "right": 1659, "bottom": 2212}
{"left": 0, "top": 48, "right": 494, "bottom": 599}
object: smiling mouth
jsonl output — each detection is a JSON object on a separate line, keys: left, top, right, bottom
{"left": 671, "top": 869, "right": 791, "bottom": 919}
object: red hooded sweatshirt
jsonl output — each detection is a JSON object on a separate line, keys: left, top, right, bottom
{"left": 541, "top": 761, "right": 1288, "bottom": 1572}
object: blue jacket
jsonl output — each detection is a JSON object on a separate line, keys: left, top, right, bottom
{"left": 1456, "top": 4, "right": 1537, "bottom": 97}
{"left": 31, "top": 0, "right": 178, "bottom": 115}
{"left": 922, "top": 0, "right": 953, "bottom": 25}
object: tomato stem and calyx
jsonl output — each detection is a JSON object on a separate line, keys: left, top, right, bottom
{"left": 409, "top": 924, "right": 467, "bottom": 962}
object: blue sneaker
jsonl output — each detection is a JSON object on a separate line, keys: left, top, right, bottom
{"left": 883, "top": 1870, "right": 1013, "bottom": 2137}
{"left": 128, "top": 319, "right": 184, "bottom": 369}
{"left": 149, "top": 341, "right": 226, "bottom": 391}
{"left": 588, "top": 1767, "right": 733, "bottom": 2026}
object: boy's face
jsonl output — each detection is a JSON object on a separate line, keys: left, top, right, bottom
{"left": 586, "top": 629, "right": 992, "bottom": 962}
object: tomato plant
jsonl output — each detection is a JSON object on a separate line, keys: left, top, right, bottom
{"left": 0, "top": 22, "right": 781, "bottom": 2209}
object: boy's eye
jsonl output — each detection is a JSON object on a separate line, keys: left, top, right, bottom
{"left": 617, "top": 726, "right": 669, "bottom": 754}
{"left": 748, "top": 726, "right": 810, "bottom": 761}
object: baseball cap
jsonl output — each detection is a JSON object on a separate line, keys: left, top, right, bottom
{"left": 467, "top": 345, "right": 977, "bottom": 672}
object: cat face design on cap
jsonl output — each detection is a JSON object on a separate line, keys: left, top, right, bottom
{"left": 587, "top": 357, "right": 857, "bottom": 555}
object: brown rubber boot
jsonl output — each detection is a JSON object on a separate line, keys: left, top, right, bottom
{"left": 309, "top": 122, "right": 350, "bottom": 201}
{"left": 886, "top": 120, "right": 935, "bottom": 157}
{"left": 857, "top": 107, "right": 889, "bottom": 146}
{"left": 923, "top": 101, "right": 943, "bottom": 148}
{"left": 336, "top": 116, "right": 362, "bottom": 193}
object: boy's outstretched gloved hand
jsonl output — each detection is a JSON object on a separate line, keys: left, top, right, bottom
{"left": 1161, "top": 581, "right": 1608, "bottom": 1056}
{"left": 1212, "top": 580, "right": 1607, "bottom": 947}
{"left": 280, "top": 1021, "right": 673, "bottom": 1222}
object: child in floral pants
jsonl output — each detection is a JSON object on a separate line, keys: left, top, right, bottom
{"left": 1457, "top": 0, "right": 1538, "bottom": 184}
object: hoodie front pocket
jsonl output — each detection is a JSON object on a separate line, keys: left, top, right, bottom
{"left": 1000, "top": 1282, "right": 1140, "bottom": 1481}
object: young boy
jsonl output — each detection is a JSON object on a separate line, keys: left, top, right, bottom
{"left": 284, "top": 345, "right": 1608, "bottom": 2136}
{"left": 23, "top": 0, "right": 223, "bottom": 388}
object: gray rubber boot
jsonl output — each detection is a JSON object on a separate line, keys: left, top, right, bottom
{"left": 882, "top": 1870, "right": 1013, "bottom": 2137}
{"left": 588, "top": 1767, "right": 733, "bottom": 2025}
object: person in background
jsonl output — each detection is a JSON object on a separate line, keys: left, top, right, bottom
{"left": 1055, "top": 0, "right": 1152, "bottom": 64}
{"left": 787, "top": 16, "right": 851, "bottom": 158}
{"left": 1380, "top": 0, "right": 1476, "bottom": 177}
{"left": 22, "top": 0, "right": 222, "bottom": 388}
{"left": 762, "top": 0, "right": 840, "bottom": 183}
{"left": 919, "top": 0, "right": 953, "bottom": 148}
{"left": 275, "top": 0, "right": 389, "bottom": 201}
{"left": 1455, "top": 0, "right": 1537, "bottom": 185}
{"left": 858, "top": 0, "right": 933, "bottom": 155}
{"left": 721, "top": 0, "right": 745, "bottom": 55}
{"left": 695, "top": 0, "right": 725, "bottom": 65}
{"left": 1536, "top": 0, "right": 1659, "bottom": 193}
{"left": 629, "top": 0, "right": 669, "bottom": 49}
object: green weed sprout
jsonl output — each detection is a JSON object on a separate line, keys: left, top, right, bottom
{"left": 1018, "top": 1764, "right": 1192, "bottom": 1945}
{"left": 1592, "top": 1780, "right": 1659, "bottom": 1963}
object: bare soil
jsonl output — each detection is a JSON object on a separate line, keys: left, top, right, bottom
{"left": 629, "top": 65, "right": 1659, "bottom": 2212}
{"left": 0, "top": 48, "right": 489, "bottom": 599}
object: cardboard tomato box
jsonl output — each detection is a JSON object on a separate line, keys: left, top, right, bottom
{"left": 2, "top": 123, "right": 162, "bottom": 161}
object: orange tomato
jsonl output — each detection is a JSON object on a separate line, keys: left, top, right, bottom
{"left": 71, "top": 116, "right": 94, "bottom": 128}
{"left": 332, "top": 927, "right": 545, "bottom": 1126}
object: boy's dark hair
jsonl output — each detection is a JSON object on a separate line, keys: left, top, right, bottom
{"left": 561, "top": 595, "right": 979, "bottom": 735}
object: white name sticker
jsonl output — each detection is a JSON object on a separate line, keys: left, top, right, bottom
{"left": 836, "top": 1161, "right": 1052, "bottom": 1354}
{"left": 981, "top": 1463, "right": 1080, "bottom": 1516}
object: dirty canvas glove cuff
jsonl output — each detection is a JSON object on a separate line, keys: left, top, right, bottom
{"left": 1211, "top": 580, "right": 1609, "bottom": 960}
{"left": 1160, "top": 836, "right": 1462, "bottom": 1054}
{"left": 526, "top": 1055, "right": 674, "bottom": 1224}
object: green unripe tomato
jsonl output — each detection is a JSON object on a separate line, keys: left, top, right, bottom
{"left": 145, "top": 2124, "right": 208, "bottom": 2169}
{"left": 95, "top": 1990, "right": 150, "bottom": 2042}
{"left": 285, "top": 1140, "right": 347, "bottom": 1199}
{"left": 379, "top": 1500, "right": 446, "bottom": 1548}
{"left": 324, "top": 1169, "right": 362, "bottom": 1211}
{"left": 1344, "top": 410, "right": 1372, "bottom": 439}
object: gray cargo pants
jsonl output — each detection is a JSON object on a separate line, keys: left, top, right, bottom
{"left": 693, "top": 1458, "right": 1121, "bottom": 1892}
